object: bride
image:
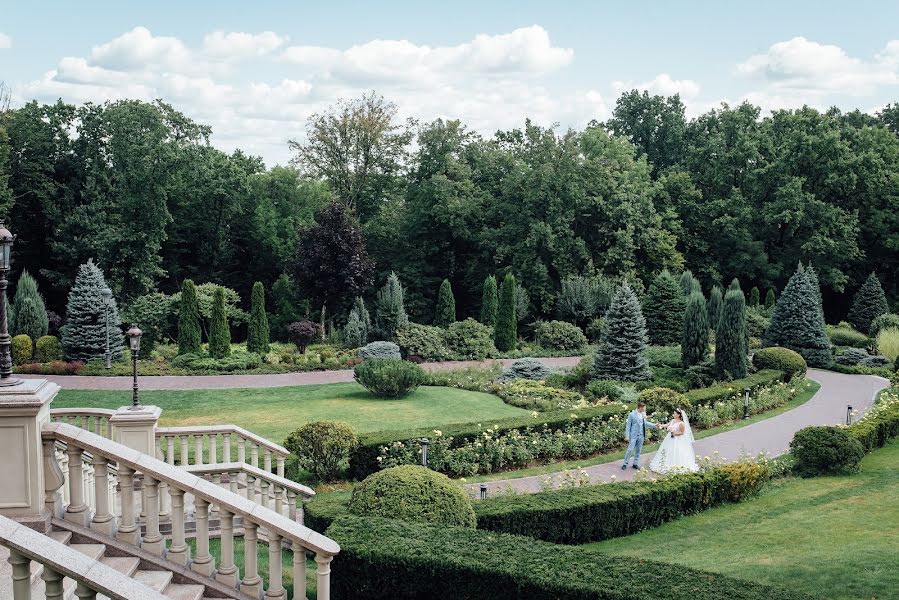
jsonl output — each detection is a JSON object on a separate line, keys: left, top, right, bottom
{"left": 649, "top": 408, "right": 699, "bottom": 474}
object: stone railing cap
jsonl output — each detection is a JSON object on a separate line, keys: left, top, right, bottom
{"left": 0, "top": 378, "right": 60, "bottom": 409}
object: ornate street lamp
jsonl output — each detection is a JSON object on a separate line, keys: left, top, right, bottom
{"left": 0, "top": 222, "right": 22, "bottom": 387}
{"left": 126, "top": 324, "right": 142, "bottom": 409}
{"left": 101, "top": 287, "right": 112, "bottom": 370}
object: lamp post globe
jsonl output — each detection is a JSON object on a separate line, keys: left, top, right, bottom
{"left": 0, "top": 222, "right": 22, "bottom": 387}
{"left": 126, "top": 324, "right": 143, "bottom": 409}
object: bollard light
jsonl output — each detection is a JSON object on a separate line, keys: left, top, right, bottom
{"left": 480, "top": 483, "right": 488, "bottom": 500}
{"left": 420, "top": 437, "right": 429, "bottom": 467}
{"left": 846, "top": 405, "right": 853, "bottom": 426}
{"left": 743, "top": 387, "right": 751, "bottom": 419}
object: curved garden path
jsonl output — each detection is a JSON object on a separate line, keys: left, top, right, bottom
{"left": 19, "top": 357, "right": 582, "bottom": 390}
{"left": 469, "top": 369, "right": 891, "bottom": 496}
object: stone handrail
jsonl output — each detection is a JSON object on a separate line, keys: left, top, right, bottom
{"left": 50, "top": 408, "right": 116, "bottom": 438}
{"left": 184, "top": 461, "right": 314, "bottom": 524}
{"left": 156, "top": 424, "right": 290, "bottom": 477}
{"left": 43, "top": 421, "right": 339, "bottom": 600}
{"left": 0, "top": 514, "right": 170, "bottom": 600}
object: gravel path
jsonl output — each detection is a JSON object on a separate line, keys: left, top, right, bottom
{"left": 468, "top": 369, "right": 890, "bottom": 496}
{"left": 19, "top": 357, "right": 582, "bottom": 390}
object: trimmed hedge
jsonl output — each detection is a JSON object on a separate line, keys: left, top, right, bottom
{"left": 685, "top": 369, "right": 783, "bottom": 407}
{"left": 847, "top": 391, "right": 899, "bottom": 452}
{"left": 327, "top": 515, "right": 812, "bottom": 600}
{"left": 474, "top": 462, "right": 770, "bottom": 544}
{"left": 753, "top": 347, "right": 807, "bottom": 381}
{"left": 348, "top": 404, "right": 628, "bottom": 480}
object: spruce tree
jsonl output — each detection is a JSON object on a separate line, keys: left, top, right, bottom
{"left": 848, "top": 272, "right": 890, "bottom": 334}
{"left": 679, "top": 270, "right": 700, "bottom": 295}
{"left": 707, "top": 285, "right": 723, "bottom": 329}
{"left": 729, "top": 278, "right": 750, "bottom": 351}
{"left": 351, "top": 296, "right": 371, "bottom": 342}
{"left": 764, "top": 288, "right": 776, "bottom": 310}
{"left": 61, "top": 260, "right": 124, "bottom": 361}
{"left": 682, "top": 291, "right": 709, "bottom": 367}
{"left": 343, "top": 310, "right": 366, "bottom": 348}
{"left": 728, "top": 278, "right": 742, "bottom": 293}
{"left": 480, "top": 275, "right": 498, "bottom": 327}
{"left": 208, "top": 286, "right": 231, "bottom": 359}
{"left": 643, "top": 270, "right": 685, "bottom": 346}
{"left": 246, "top": 281, "right": 270, "bottom": 354}
{"left": 715, "top": 288, "right": 748, "bottom": 378}
{"left": 434, "top": 279, "right": 456, "bottom": 328}
{"left": 593, "top": 283, "right": 651, "bottom": 381}
{"left": 763, "top": 265, "right": 832, "bottom": 367}
{"left": 376, "top": 272, "right": 408, "bottom": 339}
{"left": 495, "top": 272, "right": 517, "bottom": 352}
{"left": 749, "top": 287, "right": 760, "bottom": 308}
{"left": 10, "top": 271, "right": 49, "bottom": 344}
{"left": 177, "top": 279, "right": 202, "bottom": 355}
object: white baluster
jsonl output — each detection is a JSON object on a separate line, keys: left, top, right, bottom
{"left": 265, "top": 532, "right": 286, "bottom": 599}
{"left": 141, "top": 476, "right": 164, "bottom": 555}
{"left": 179, "top": 435, "right": 189, "bottom": 466}
{"left": 194, "top": 434, "right": 204, "bottom": 466}
{"left": 90, "top": 455, "right": 114, "bottom": 535}
{"left": 116, "top": 466, "right": 140, "bottom": 545}
{"left": 43, "top": 565, "right": 65, "bottom": 600}
{"left": 191, "top": 496, "right": 214, "bottom": 576}
{"left": 223, "top": 432, "right": 232, "bottom": 462}
{"left": 216, "top": 509, "right": 239, "bottom": 587}
{"left": 316, "top": 553, "right": 332, "bottom": 600}
{"left": 294, "top": 545, "right": 307, "bottom": 600}
{"left": 64, "top": 445, "right": 90, "bottom": 526}
{"left": 240, "top": 521, "right": 263, "bottom": 597}
{"left": 8, "top": 549, "right": 31, "bottom": 600}
{"left": 167, "top": 487, "right": 190, "bottom": 565}
{"left": 277, "top": 456, "right": 285, "bottom": 478}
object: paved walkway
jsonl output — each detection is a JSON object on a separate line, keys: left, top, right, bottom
{"left": 20, "top": 357, "right": 582, "bottom": 390}
{"left": 469, "top": 369, "right": 891, "bottom": 496}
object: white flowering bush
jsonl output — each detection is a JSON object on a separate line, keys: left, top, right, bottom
{"left": 689, "top": 380, "right": 799, "bottom": 429}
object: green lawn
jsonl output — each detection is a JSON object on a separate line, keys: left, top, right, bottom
{"left": 53, "top": 383, "right": 527, "bottom": 442}
{"left": 583, "top": 438, "right": 899, "bottom": 600}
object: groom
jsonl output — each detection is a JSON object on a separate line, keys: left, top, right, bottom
{"left": 622, "top": 401, "right": 658, "bottom": 470}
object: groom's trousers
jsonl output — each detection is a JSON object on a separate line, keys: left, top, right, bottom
{"left": 623, "top": 436, "right": 644, "bottom": 466}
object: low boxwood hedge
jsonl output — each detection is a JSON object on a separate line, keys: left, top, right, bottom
{"left": 327, "top": 515, "right": 812, "bottom": 600}
{"left": 847, "top": 391, "right": 899, "bottom": 452}
{"left": 348, "top": 404, "right": 628, "bottom": 479}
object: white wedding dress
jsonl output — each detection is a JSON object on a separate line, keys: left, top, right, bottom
{"left": 649, "top": 413, "right": 699, "bottom": 474}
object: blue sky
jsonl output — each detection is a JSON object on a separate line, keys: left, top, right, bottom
{"left": 3, "top": 0, "right": 899, "bottom": 165}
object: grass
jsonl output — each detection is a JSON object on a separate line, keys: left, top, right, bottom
{"left": 582, "top": 438, "right": 899, "bottom": 600}
{"left": 461, "top": 378, "right": 821, "bottom": 483}
{"left": 53, "top": 383, "right": 528, "bottom": 442}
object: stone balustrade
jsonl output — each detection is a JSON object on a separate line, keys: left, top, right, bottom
{"left": 50, "top": 408, "right": 116, "bottom": 439}
{"left": 43, "top": 421, "right": 340, "bottom": 600}
{"left": 0, "top": 514, "right": 170, "bottom": 600}
{"left": 52, "top": 441, "right": 118, "bottom": 524}
{"left": 156, "top": 425, "right": 290, "bottom": 477}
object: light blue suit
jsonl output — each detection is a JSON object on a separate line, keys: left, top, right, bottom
{"left": 623, "top": 409, "right": 657, "bottom": 467}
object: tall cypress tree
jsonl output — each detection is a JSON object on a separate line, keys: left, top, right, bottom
{"left": 763, "top": 265, "right": 832, "bottom": 367}
{"left": 376, "top": 272, "right": 408, "bottom": 339}
{"left": 749, "top": 287, "right": 760, "bottom": 308}
{"left": 10, "top": 271, "right": 49, "bottom": 343}
{"left": 61, "top": 260, "right": 124, "bottom": 361}
{"left": 480, "top": 275, "right": 498, "bottom": 328}
{"left": 351, "top": 296, "right": 371, "bottom": 343}
{"left": 208, "top": 286, "right": 231, "bottom": 359}
{"left": 707, "top": 285, "right": 723, "bottom": 329}
{"left": 715, "top": 288, "right": 748, "bottom": 378}
{"left": 643, "top": 270, "right": 685, "bottom": 346}
{"left": 246, "top": 281, "right": 270, "bottom": 354}
{"left": 848, "top": 272, "right": 890, "bottom": 334}
{"left": 679, "top": 270, "right": 700, "bottom": 295}
{"left": 764, "top": 288, "right": 776, "bottom": 310}
{"left": 434, "top": 279, "right": 456, "bottom": 328}
{"left": 177, "top": 279, "right": 202, "bottom": 355}
{"left": 682, "top": 291, "right": 709, "bottom": 367}
{"left": 593, "top": 283, "right": 651, "bottom": 381}
{"left": 495, "top": 272, "right": 517, "bottom": 352}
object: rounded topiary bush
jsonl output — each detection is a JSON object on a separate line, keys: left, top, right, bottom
{"left": 284, "top": 420, "right": 358, "bottom": 481}
{"left": 534, "top": 320, "right": 588, "bottom": 351}
{"left": 11, "top": 334, "right": 33, "bottom": 365}
{"left": 790, "top": 426, "right": 864, "bottom": 477}
{"left": 348, "top": 465, "right": 476, "bottom": 528}
{"left": 753, "top": 347, "right": 807, "bottom": 381}
{"left": 638, "top": 387, "right": 691, "bottom": 418}
{"left": 446, "top": 318, "right": 495, "bottom": 360}
{"left": 358, "top": 341, "right": 401, "bottom": 361}
{"left": 34, "top": 335, "right": 63, "bottom": 363}
{"left": 354, "top": 358, "right": 426, "bottom": 398}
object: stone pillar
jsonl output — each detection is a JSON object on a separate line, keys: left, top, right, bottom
{"left": 0, "top": 379, "right": 61, "bottom": 532}
{"left": 109, "top": 405, "right": 161, "bottom": 456}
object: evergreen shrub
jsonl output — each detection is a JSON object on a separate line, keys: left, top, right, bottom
{"left": 284, "top": 420, "right": 357, "bottom": 481}
{"left": 446, "top": 318, "right": 495, "bottom": 360}
{"left": 534, "top": 320, "right": 587, "bottom": 351}
{"left": 354, "top": 358, "right": 426, "bottom": 398}
{"left": 11, "top": 334, "right": 32, "bottom": 365}
{"left": 790, "top": 426, "right": 865, "bottom": 477}
{"left": 752, "top": 347, "right": 807, "bottom": 381}
{"left": 34, "top": 335, "right": 63, "bottom": 363}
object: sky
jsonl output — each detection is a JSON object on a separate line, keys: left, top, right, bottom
{"left": 2, "top": 0, "right": 899, "bottom": 166}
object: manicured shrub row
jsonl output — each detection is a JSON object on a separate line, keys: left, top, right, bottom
{"left": 348, "top": 404, "right": 628, "bottom": 479}
{"left": 169, "top": 350, "right": 262, "bottom": 372}
{"left": 326, "top": 515, "right": 812, "bottom": 600}
{"left": 752, "top": 347, "right": 807, "bottom": 381}
{"left": 474, "top": 462, "right": 771, "bottom": 544}
{"left": 489, "top": 379, "right": 586, "bottom": 410}
{"left": 684, "top": 369, "right": 783, "bottom": 407}
{"left": 846, "top": 390, "right": 899, "bottom": 452}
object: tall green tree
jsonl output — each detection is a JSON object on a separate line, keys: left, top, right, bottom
{"left": 593, "top": 283, "right": 651, "bottom": 381}
{"left": 208, "top": 286, "right": 231, "bottom": 359}
{"left": 376, "top": 272, "right": 408, "bottom": 339}
{"left": 480, "top": 275, "right": 498, "bottom": 328}
{"left": 246, "top": 281, "right": 270, "bottom": 354}
{"left": 764, "top": 288, "right": 776, "bottom": 310}
{"left": 495, "top": 273, "right": 517, "bottom": 352}
{"left": 61, "top": 260, "right": 124, "bottom": 361}
{"left": 434, "top": 279, "right": 456, "bottom": 328}
{"left": 749, "top": 287, "right": 760, "bottom": 307}
{"left": 763, "top": 265, "right": 832, "bottom": 367}
{"left": 177, "top": 279, "right": 202, "bottom": 355}
{"left": 679, "top": 270, "right": 700, "bottom": 295}
{"left": 847, "top": 272, "right": 890, "bottom": 334}
{"left": 606, "top": 90, "right": 686, "bottom": 175}
{"left": 682, "top": 291, "right": 709, "bottom": 367}
{"left": 643, "top": 270, "right": 686, "bottom": 346}
{"left": 556, "top": 275, "right": 614, "bottom": 328}
{"left": 10, "top": 271, "right": 49, "bottom": 343}
{"left": 707, "top": 286, "right": 723, "bottom": 329}
{"left": 715, "top": 288, "right": 748, "bottom": 378}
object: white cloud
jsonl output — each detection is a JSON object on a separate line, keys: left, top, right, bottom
{"left": 201, "top": 31, "right": 287, "bottom": 59}
{"left": 611, "top": 73, "right": 701, "bottom": 100}
{"left": 0, "top": 33, "right": 10, "bottom": 49}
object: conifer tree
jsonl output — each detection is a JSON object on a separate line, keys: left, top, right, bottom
{"left": 593, "top": 283, "right": 651, "bottom": 381}
{"left": 480, "top": 275, "right": 498, "bottom": 327}
{"left": 348, "top": 296, "right": 371, "bottom": 345}
{"left": 764, "top": 288, "right": 776, "bottom": 310}
{"left": 246, "top": 281, "right": 270, "bottom": 354}
{"left": 177, "top": 279, "right": 202, "bottom": 355}
{"left": 376, "top": 272, "right": 408, "bottom": 339}
{"left": 10, "top": 271, "right": 49, "bottom": 343}
{"left": 715, "top": 288, "right": 748, "bottom": 378}
{"left": 763, "top": 265, "right": 832, "bottom": 367}
{"left": 682, "top": 291, "right": 709, "bottom": 367}
{"left": 208, "top": 287, "right": 231, "bottom": 359}
{"left": 707, "top": 285, "right": 723, "bottom": 329}
{"left": 434, "top": 279, "right": 456, "bottom": 328}
{"left": 847, "top": 272, "right": 890, "bottom": 334}
{"left": 749, "top": 287, "right": 760, "bottom": 308}
{"left": 495, "top": 272, "right": 517, "bottom": 352}
{"left": 679, "top": 270, "right": 700, "bottom": 295}
{"left": 643, "top": 270, "right": 685, "bottom": 345}
{"left": 343, "top": 310, "right": 366, "bottom": 348}
{"left": 61, "top": 260, "right": 124, "bottom": 361}
{"left": 728, "top": 278, "right": 742, "bottom": 293}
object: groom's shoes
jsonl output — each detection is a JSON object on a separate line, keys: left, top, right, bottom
{"left": 631, "top": 464, "right": 640, "bottom": 469}
{"left": 620, "top": 464, "right": 627, "bottom": 470}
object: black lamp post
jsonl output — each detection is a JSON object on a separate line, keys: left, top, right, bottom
{"left": 743, "top": 387, "right": 751, "bottom": 419}
{"left": 126, "top": 324, "right": 142, "bottom": 409}
{"left": 479, "top": 483, "right": 488, "bottom": 500}
{"left": 420, "top": 438, "right": 429, "bottom": 467}
{"left": 101, "top": 287, "right": 112, "bottom": 370}
{"left": 846, "top": 405, "right": 853, "bottom": 426}
{"left": 0, "top": 222, "right": 22, "bottom": 387}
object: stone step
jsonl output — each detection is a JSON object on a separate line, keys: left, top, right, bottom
{"left": 100, "top": 555, "right": 141, "bottom": 577}
{"left": 164, "top": 582, "right": 206, "bottom": 600}
{"left": 49, "top": 529, "right": 73, "bottom": 545}
{"left": 133, "top": 569, "right": 174, "bottom": 593}
{"left": 69, "top": 542, "right": 107, "bottom": 561}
